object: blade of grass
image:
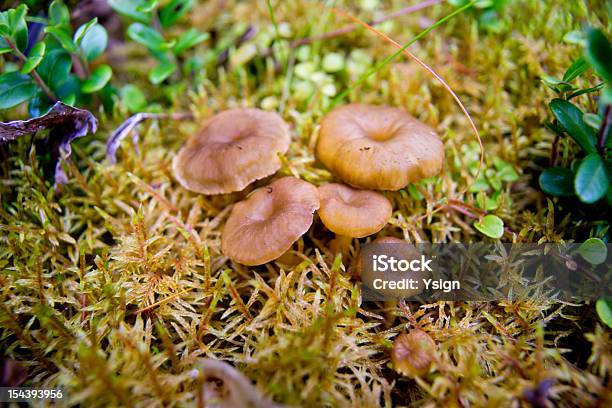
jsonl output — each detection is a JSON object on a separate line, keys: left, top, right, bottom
{"left": 266, "top": 0, "right": 281, "bottom": 41}
{"left": 330, "top": 2, "right": 484, "bottom": 201}
{"left": 266, "top": 0, "right": 290, "bottom": 83}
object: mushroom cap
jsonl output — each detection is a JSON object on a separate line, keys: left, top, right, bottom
{"left": 173, "top": 108, "right": 291, "bottom": 194}
{"left": 358, "top": 237, "right": 430, "bottom": 298}
{"left": 221, "top": 177, "right": 320, "bottom": 265}
{"left": 391, "top": 330, "right": 436, "bottom": 377}
{"left": 316, "top": 103, "right": 444, "bottom": 190}
{"left": 318, "top": 183, "right": 392, "bottom": 238}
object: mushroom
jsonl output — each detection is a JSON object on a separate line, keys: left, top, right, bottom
{"left": 391, "top": 330, "right": 437, "bottom": 377}
{"left": 173, "top": 108, "right": 291, "bottom": 194}
{"left": 317, "top": 183, "right": 392, "bottom": 252}
{"left": 316, "top": 103, "right": 444, "bottom": 190}
{"left": 221, "top": 177, "right": 319, "bottom": 265}
{"left": 357, "top": 237, "right": 430, "bottom": 299}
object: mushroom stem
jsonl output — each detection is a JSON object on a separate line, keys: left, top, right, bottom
{"left": 276, "top": 249, "right": 301, "bottom": 267}
{"left": 384, "top": 300, "right": 399, "bottom": 328}
{"left": 330, "top": 235, "right": 353, "bottom": 254}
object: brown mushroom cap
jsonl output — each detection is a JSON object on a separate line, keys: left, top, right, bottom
{"left": 318, "top": 183, "right": 392, "bottom": 238}
{"left": 316, "top": 103, "right": 444, "bottom": 190}
{"left": 358, "top": 237, "right": 430, "bottom": 298}
{"left": 391, "top": 330, "right": 436, "bottom": 377}
{"left": 173, "top": 108, "right": 291, "bottom": 194}
{"left": 221, "top": 177, "right": 319, "bottom": 265}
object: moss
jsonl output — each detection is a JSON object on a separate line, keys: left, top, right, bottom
{"left": 0, "top": 1, "right": 610, "bottom": 407}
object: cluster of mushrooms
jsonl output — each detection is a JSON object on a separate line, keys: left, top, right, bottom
{"left": 173, "top": 103, "right": 444, "bottom": 266}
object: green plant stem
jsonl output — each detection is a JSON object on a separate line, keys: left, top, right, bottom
{"left": 550, "top": 133, "right": 560, "bottom": 166}
{"left": 329, "top": 1, "right": 474, "bottom": 111}
{"left": 266, "top": 0, "right": 289, "bottom": 68}
{"left": 266, "top": 0, "right": 281, "bottom": 42}
{"left": 3, "top": 36, "right": 58, "bottom": 103}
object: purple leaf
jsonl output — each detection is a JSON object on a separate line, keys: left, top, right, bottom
{"left": 0, "top": 102, "right": 97, "bottom": 185}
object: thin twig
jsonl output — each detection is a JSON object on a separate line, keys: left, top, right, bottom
{"left": 550, "top": 133, "right": 559, "bottom": 166}
{"left": 106, "top": 112, "right": 194, "bottom": 163}
{"left": 3, "top": 36, "right": 57, "bottom": 103}
{"left": 447, "top": 198, "right": 486, "bottom": 216}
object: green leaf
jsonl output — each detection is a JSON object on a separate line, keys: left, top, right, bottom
{"left": 20, "top": 42, "right": 46, "bottom": 74}
{"left": 49, "top": 0, "right": 70, "bottom": 26}
{"left": 120, "top": 84, "right": 147, "bottom": 113}
{"left": 38, "top": 49, "right": 72, "bottom": 90}
{"left": 563, "top": 57, "right": 589, "bottom": 82}
{"left": 10, "top": 5, "right": 26, "bottom": 30}
{"left": 585, "top": 28, "right": 612, "bottom": 82}
{"left": 484, "top": 194, "right": 499, "bottom": 211}
{"left": 0, "top": 71, "right": 37, "bottom": 109}
{"left": 73, "top": 18, "right": 98, "bottom": 46}
{"left": 99, "top": 83, "right": 118, "bottom": 113}
{"left": 77, "top": 24, "right": 108, "bottom": 61}
{"left": 541, "top": 75, "right": 574, "bottom": 93}
{"left": 567, "top": 82, "right": 605, "bottom": 100}
{"left": 0, "top": 42, "right": 11, "bottom": 55}
{"left": 583, "top": 113, "right": 602, "bottom": 130}
{"left": 498, "top": 165, "right": 519, "bottom": 182}
{"left": 107, "top": 0, "right": 152, "bottom": 23}
{"left": 137, "top": 0, "right": 159, "bottom": 13}
{"left": 577, "top": 238, "right": 608, "bottom": 265}
{"left": 486, "top": 168, "right": 502, "bottom": 191}
{"left": 539, "top": 167, "right": 575, "bottom": 197}
{"left": 0, "top": 4, "right": 29, "bottom": 51}
{"left": 407, "top": 184, "right": 423, "bottom": 200}
{"left": 148, "top": 61, "right": 176, "bottom": 84}
{"left": 174, "top": 28, "right": 209, "bottom": 55}
{"left": 574, "top": 153, "right": 609, "bottom": 203}
{"left": 563, "top": 30, "right": 586, "bottom": 45}
{"left": 127, "top": 23, "right": 165, "bottom": 51}
{"left": 55, "top": 74, "right": 80, "bottom": 104}
{"left": 81, "top": 64, "right": 112, "bottom": 93}
{"left": 28, "top": 91, "right": 53, "bottom": 117}
{"left": 159, "top": 0, "right": 194, "bottom": 28}
{"left": 474, "top": 0, "right": 494, "bottom": 9}
{"left": 468, "top": 173, "right": 490, "bottom": 192}
{"left": 549, "top": 99, "right": 597, "bottom": 154}
{"left": 45, "top": 25, "right": 77, "bottom": 52}
{"left": 596, "top": 298, "right": 612, "bottom": 329}
{"left": 602, "top": 87, "right": 612, "bottom": 106}
{"left": 474, "top": 214, "right": 504, "bottom": 239}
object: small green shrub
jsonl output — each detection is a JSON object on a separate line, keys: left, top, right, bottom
{"left": 0, "top": 1, "right": 112, "bottom": 116}
{"left": 539, "top": 28, "right": 611, "bottom": 217}
{"left": 108, "top": 0, "right": 209, "bottom": 85}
